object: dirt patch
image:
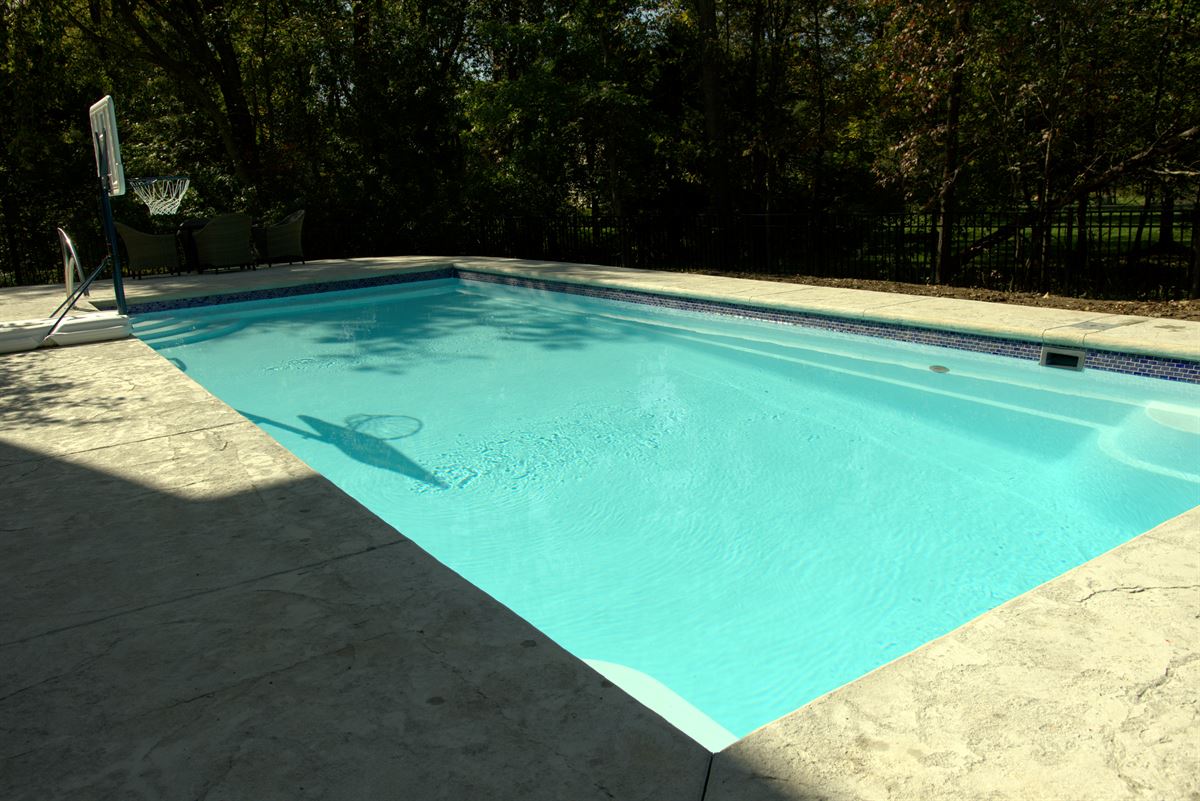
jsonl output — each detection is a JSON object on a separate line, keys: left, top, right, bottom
{"left": 683, "top": 271, "right": 1200, "bottom": 322}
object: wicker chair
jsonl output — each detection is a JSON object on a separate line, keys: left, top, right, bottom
{"left": 114, "top": 222, "right": 181, "bottom": 277}
{"left": 193, "top": 212, "right": 254, "bottom": 272}
{"left": 254, "top": 210, "right": 305, "bottom": 266}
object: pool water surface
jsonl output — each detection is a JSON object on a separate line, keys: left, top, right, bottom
{"left": 133, "top": 278, "right": 1200, "bottom": 747}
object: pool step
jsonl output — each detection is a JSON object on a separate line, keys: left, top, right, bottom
{"left": 583, "top": 659, "right": 738, "bottom": 752}
{"left": 1098, "top": 404, "right": 1200, "bottom": 482}
{"left": 133, "top": 319, "right": 246, "bottom": 347}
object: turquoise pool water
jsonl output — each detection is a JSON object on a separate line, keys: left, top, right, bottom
{"left": 134, "top": 278, "right": 1200, "bottom": 746}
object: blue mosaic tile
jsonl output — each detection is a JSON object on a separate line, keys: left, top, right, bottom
{"left": 130, "top": 266, "right": 1200, "bottom": 384}
{"left": 1084, "top": 350, "right": 1200, "bottom": 383}
{"left": 459, "top": 269, "right": 1048, "bottom": 358}
{"left": 458, "top": 270, "right": 1199, "bottom": 384}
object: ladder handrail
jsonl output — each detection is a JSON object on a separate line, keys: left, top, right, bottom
{"left": 59, "top": 227, "right": 87, "bottom": 298}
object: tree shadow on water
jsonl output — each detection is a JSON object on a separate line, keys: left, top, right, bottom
{"left": 240, "top": 410, "right": 447, "bottom": 489}
{"left": 301, "top": 289, "right": 659, "bottom": 374}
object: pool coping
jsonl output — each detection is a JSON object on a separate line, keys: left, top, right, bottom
{"left": 4, "top": 258, "right": 1198, "bottom": 799}
{"left": 108, "top": 256, "right": 1200, "bottom": 383}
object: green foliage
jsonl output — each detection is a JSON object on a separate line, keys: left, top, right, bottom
{"left": 0, "top": 1, "right": 108, "bottom": 279}
{"left": 0, "top": 0, "right": 1195, "bottom": 285}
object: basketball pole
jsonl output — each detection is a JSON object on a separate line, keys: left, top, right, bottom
{"left": 94, "top": 130, "right": 127, "bottom": 315}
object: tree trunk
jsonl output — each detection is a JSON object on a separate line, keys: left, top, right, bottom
{"left": 951, "top": 125, "right": 1198, "bottom": 268}
{"left": 1074, "top": 93, "right": 1097, "bottom": 293}
{"left": 934, "top": 1, "right": 970, "bottom": 285}
{"left": 1158, "top": 187, "right": 1175, "bottom": 246}
{"left": 694, "top": 0, "right": 728, "bottom": 217}
{"left": 1035, "top": 127, "right": 1054, "bottom": 290}
{"left": 0, "top": 170, "right": 14, "bottom": 281}
{"left": 812, "top": 2, "right": 828, "bottom": 207}
{"left": 353, "top": 0, "right": 372, "bottom": 83}
{"left": 591, "top": 195, "right": 601, "bottom": 251}
{"left": 1074, "top": 192, "right": 1087, "bottom": 290}
{"left": 1131, "top": 182, "right": 1152, "bottom": 254}
{"left": 109, "top": 2, "right": 260, "bottom": 190}
{"left": 206, "top": 6, "right": 260, "bottom": 204}
{"left": 1191, "top": 184, "right": 1199, "bottom": 298}
{"left": 747, "top": 0, "right": 764, "bottom": 209}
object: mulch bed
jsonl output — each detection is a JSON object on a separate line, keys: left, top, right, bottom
{"left": 682, "top": 271, "right": 1200, "bottom": 322}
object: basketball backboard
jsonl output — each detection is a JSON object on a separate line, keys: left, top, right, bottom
{"left": 89, "top": 95, "right": 126, "bottom": 197}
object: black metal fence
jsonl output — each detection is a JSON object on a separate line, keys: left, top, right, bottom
{"left": 464, "top": 206, "right": 1198, "bottom": 298}
{"left": 6, "top": 205, "right": 1195, "bottom": 298}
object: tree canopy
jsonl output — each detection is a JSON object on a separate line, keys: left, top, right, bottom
{"left": 2, "top": 0, "right": 1196, "bottom": 287}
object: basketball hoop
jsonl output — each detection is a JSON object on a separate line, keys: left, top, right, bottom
{"left": 128, "top": 175, "right": 190, "bottom": 215}
{"left": 88, "top": 94, "right": 127, "bottom": 313}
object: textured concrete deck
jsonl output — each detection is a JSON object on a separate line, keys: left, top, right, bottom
{"left": 707, "top": 509, "right": 1200, "bottom": 801}
{"left": 0, "top": 345, "right": 708, "bottom": 799}
{"left": 3, "top": 258, "right": 1198, "bottom": 800}
{"left": 92, "top": 256, "right": 1200, "bottom": 360}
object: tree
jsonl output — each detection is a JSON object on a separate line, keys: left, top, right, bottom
{"left": 462, "top": 0, "right": 666, "bottom": 219}
{"left": 71, "top": 0, "right": 263, "bottom": 190}
{"left": 0, "top": 0, "right": 107, "bottom": 283}
{"left": 869, "top": 0, "right": 987, "bottom": 280}
{"left": 1, "top": 0, "right": 1194, "bottom": 293}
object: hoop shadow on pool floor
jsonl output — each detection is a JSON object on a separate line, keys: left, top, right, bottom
{"left": 240, "top": 410, "right": 447, "bottom": 489}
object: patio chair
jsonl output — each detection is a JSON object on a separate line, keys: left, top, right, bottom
{"left": 193, "top": 212, "right": 254, "bottom": 272}
{"left": 254, "top": 210, "right": 305, "bottom": 266}
{"left": 114, "top": 222, "right": 181, "bottom": 278}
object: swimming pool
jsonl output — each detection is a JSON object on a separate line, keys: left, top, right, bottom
{"left": 133, "top": 275, "right": 1200, "bottom": 749}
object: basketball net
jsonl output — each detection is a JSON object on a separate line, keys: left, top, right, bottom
{"left": 128, "top": 175, "right": 190, "bottom": 215}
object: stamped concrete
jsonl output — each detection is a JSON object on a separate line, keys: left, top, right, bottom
{"left": 0, "top": 313, "right": 709, "bottom": 799}
{"left": 3, "top": 258, "right": 1198, "bottom": 799}
{"left": 1079, "top": 316, "right": 1200, "bottom": 358}
{"left": 856, "top": 294, "right": 1149, "bottom": 344}
{"left": 0, "top": 283, "right": 98, "bottom": 321}
{"left": 449, "top": 257, "right": 1200, "bottom": 360}
{"left": 1, "top": 419, "right": 398, "bottom": 642}
{"left": 86, "top": 256, "right": 1200, "bottom": 360}
{"left": 0, "top": 338, "right": 237, "bottom": 463}
{"left": 706, "top": 508, "right": 1200, "bottom": 801}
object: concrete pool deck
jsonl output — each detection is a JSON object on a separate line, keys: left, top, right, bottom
{"left": 2, "top": 257, "right": 1197, "bottom": 799}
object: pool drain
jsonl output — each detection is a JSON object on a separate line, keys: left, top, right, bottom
{"left": 929, "top": 365, "right": 949, "bottom": 373}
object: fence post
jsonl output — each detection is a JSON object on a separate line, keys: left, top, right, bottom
{"left": 453, "top": 205, "right": 1191, "bottom": 298}
{"left": 1191, "top": 191, "right": 1199, "bottom": 298}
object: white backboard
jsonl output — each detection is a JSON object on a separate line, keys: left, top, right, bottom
{"left": 89, "top": 95, "right": 126, "bottom": 197}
